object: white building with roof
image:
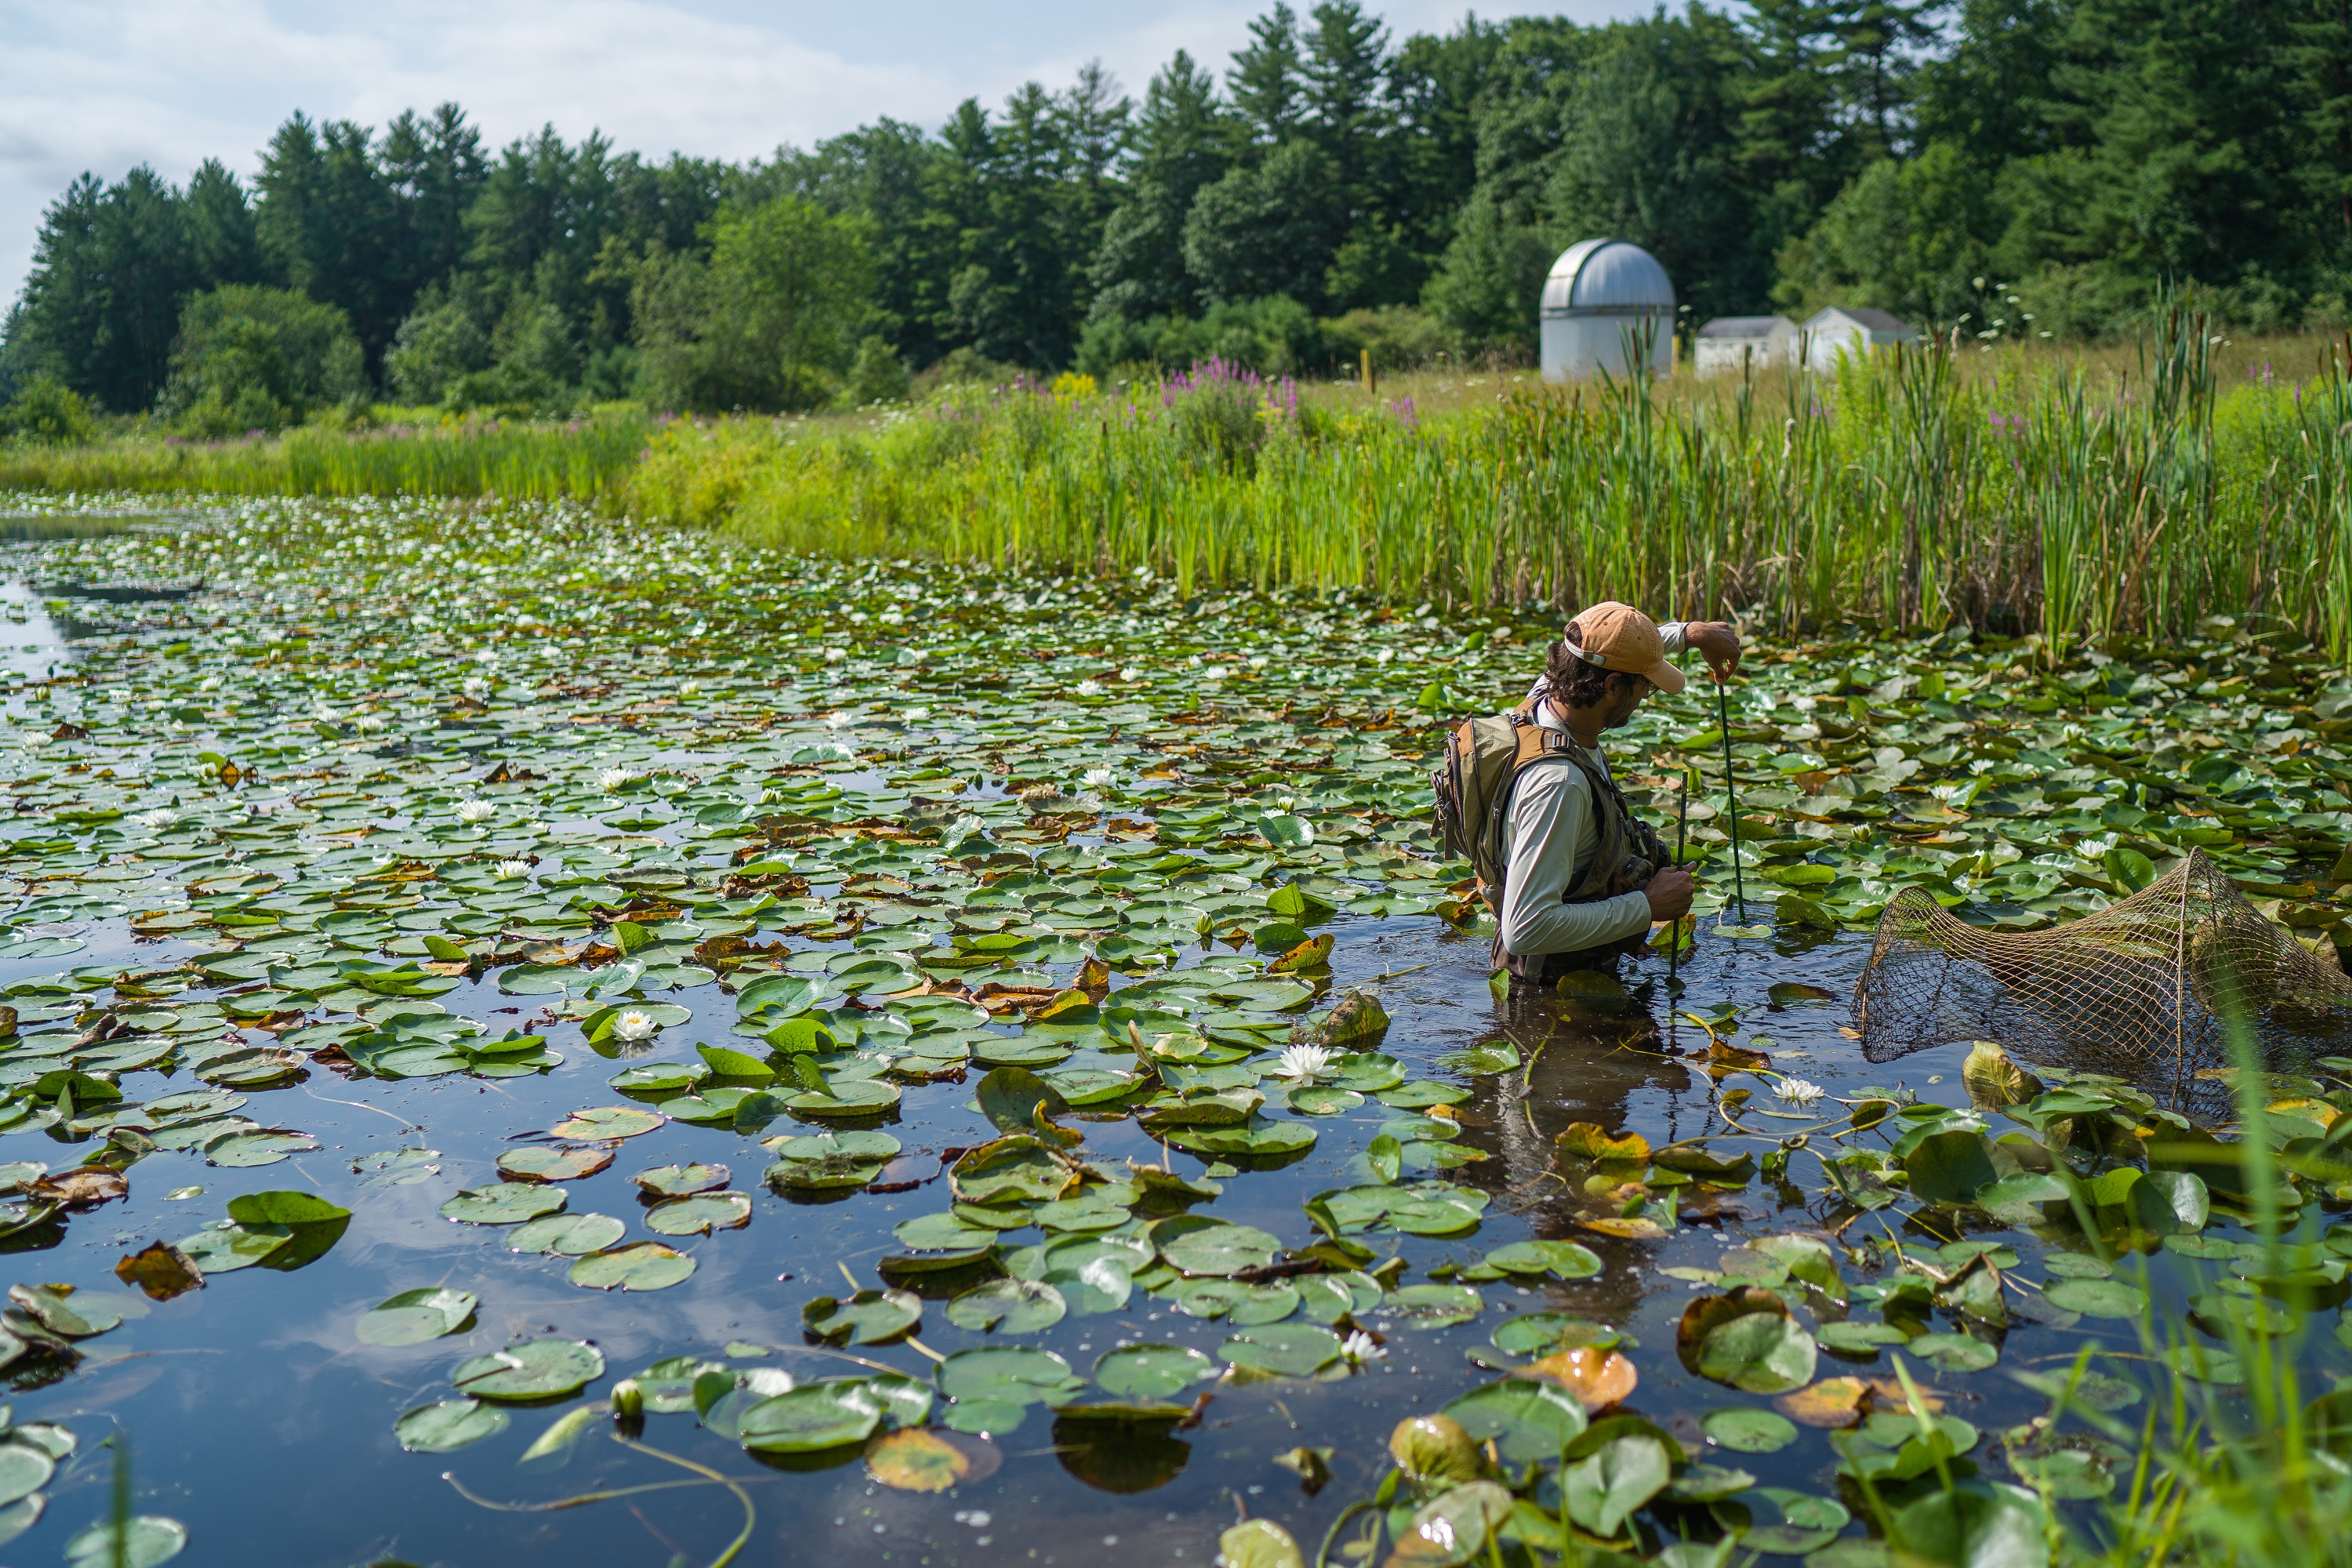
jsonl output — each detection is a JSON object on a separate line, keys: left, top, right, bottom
{"left": 1693, "top": 315, "right": 1796, "bottom": 376}
{"left": 1802, "top": 307, "right": 1921, "bottom": 369}
{"left": 1540, "top": 238, "right": 1675, "bottom": 382}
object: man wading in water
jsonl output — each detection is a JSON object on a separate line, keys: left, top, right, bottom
{"left": 1494, "top": 604, "right": 1743, "bottom": 991}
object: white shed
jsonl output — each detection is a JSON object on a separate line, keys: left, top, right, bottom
{"left": 1802, "top": 307, "right": 1920, "bottom": 369}
{"left": 1693, "top": 316, "right": 1795, "bottom": 377}
{"left": 1540, "top": 238, "right": 1675, "bottom": 382}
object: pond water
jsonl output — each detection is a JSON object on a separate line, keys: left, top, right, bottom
{"left": 0, "top": 495, "right": 2340, "bottom": 1568}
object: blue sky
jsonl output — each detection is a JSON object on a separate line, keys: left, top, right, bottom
{"left": 0, "top": 0, "right": 1641, "bottom": 314}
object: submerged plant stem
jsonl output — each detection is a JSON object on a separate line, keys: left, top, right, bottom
{"left": 443, "top": 1438, "right": 760, "bottom": 1568}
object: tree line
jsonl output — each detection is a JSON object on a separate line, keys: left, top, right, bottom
{"left": 3, "top": 0, "right": 2347, "bottom": 425}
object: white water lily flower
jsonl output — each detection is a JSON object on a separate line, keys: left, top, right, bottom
{"left": 354, "top": 713, "right": 387, "bottom": 732}
{"left": 1340, "top": 1330, "right": 1386, "bottom": 1365}
{"left": 1119, "top": 666, "right": 1142, "bottom": 681}
{"left": 454, "top": 799, "right": 495, "bottom": 823}
{"left": 1775, "top": 1076, "right": 1826, "bottom": 1105}
{"left": 495, "top": 858, "right": 532, "bottom": 880}
{"left": 462, "top": 675, "right": 489, "bottom": 698}
{"left": 1076, "top": 679, "right": 1104, "bottom": 697}
{"left": 1275, "top": 1043, "right": 1332, "bottom": 1082}
{"left": 1203, "top": 666, "right": 1232, "bottom": 681}
{"left": 597, "top": 767, "right": 635, "bottom": 792}
{"left": 134, "top": 808, "right": 180, "bottom": 830}
{"left": 1247, "top": 655, "right": 1269, "bottom": 670}
{"left": 1374, "top": 649, "right": 1396, "bottom": 665}
{"left": 1083, "top": 768, "right": 1116, "bottom": 790}
{"left": 824, "top": 648, "right": 847, "bottom": 663}
{"left": 678, "top": 679, "right": 702, "bottom": 698}
{"left": 826, "top": 711, "right": 857, "bottom": 729}
{"left": 902, "top": 706, "right": 931, "bottom": 721}
{"left": 197, "top": 674, "right": 222, "bottom": 691}
{"left": 612, "top": 1011, "right": 659, "bottom": 1043}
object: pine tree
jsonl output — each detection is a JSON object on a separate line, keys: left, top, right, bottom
{"left": 182, "top": 161, "right": 265, "bottom": 290}
{"left": 1230, "top": 5, "right": 1307, "bottom": 146}
{"left": 2285, "top": 0, "right": 2352, "bottom": 259}
{"left": 256, "top": 114, "right": 405, "bottom": 371}
{"left": 1089, "top": 51, "right": 1235, "bottom": 321}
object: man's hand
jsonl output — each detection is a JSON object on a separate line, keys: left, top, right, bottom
{"left": 1686, "top": 622, "right": 1744, "bottom": 684}
{"left": 1644, "top": 866, "right": 1695, "bottom": 923}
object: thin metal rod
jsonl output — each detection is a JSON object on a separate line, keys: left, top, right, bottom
{"left": 1668, "top": 766, "right": 1691, "bottom": 983}
{"left": 1715, "top": 679, "right": 1746, "bottom": 921}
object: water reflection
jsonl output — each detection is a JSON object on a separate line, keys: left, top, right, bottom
{"left": 0, "top": 514, "right": 147, "bottom": 540}
{"left": 1454, "top": 975, "right": 1702, "bottom": 1327}
{"left": 0, "top": 582, "right": 71, "bottom": 681}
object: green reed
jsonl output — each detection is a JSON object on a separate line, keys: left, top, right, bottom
{"left": 10, "top": 314, "right": 2348, "bottom": 656}
{"left": 628, "top": 310, "right": 2352, "bottom": 654}
{"left": 0, "top": 412, "right": 648, "bottom": 504}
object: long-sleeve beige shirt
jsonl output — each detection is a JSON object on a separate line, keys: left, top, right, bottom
{"left": 1496, "top": 718, "right": 1653, "bottom": 956}
{"left": 1498, "top": 624, "right": 1687, "bottom": 957}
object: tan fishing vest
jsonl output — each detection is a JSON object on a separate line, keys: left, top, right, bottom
{"left": 1491, "top": 725, "right": 1668, "bottom": 987}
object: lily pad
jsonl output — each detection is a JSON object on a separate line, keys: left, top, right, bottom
{"left": 645, "top": 1192, "right": 753, "bottom": 1235}
{"left": 950, "top": 1137, "right": 1076, "bottom": 1205}
{"left": 441, "top": 1185, "right": 568, "bottom": 1225}
{"left": 1701, "top": 1406, "right": 1800, "bottom": 1454}
{"left": 358, "top": 1287, "right": 480, "bottom": 1346}
{"left": 202, "top": 1129, "right": 319, "bottom": 1167}
{"left": 0, "top": 1443, "right": 53, "bottom": 1507}
{"left": 946, "top": 1279, "right": 1069, "bottom": 1334}
{"left": 452, "top": 1339, "right": 606, "bottom": 1401}
{"left": 1218, "top": 1323, "right": 1342, "bottom": 1377}
{"left": 1093, "top": 1343, "right": 1217, "bottom": 1401}
{"left": 2044, "top": 1277, "right": 2150, "bottom": 1319}
{"left": 633, "top": 1162, "right": 733, "bottom": 1196}
{"left": 804, "top": 1289, "right": 922, "bottom": 1345}
{"left": 1443, "top": 1378, "right": 1589, "bottom": 1462}
{"left": 1155, "top": 1217, "right": 1282, "bottom": 1277}
{"left": 938, "top": 1345, "right": 1085, "bottom": 1407}
{"left": 739, "top": 1381, "right": 884, "bottom": 1453}
{"left": 550, "top": 1105, "right": 666, "bottom": 1139}
{"left": 64, "top": 1517, "right": 189, "bottom": 1568}
{"left": 569, "top": 1243, "right": 696, "bottom": 1291}
{"left": 1482, "top": 1239, "right": 1603, "bottom": 1279}
{"left": 507, "top": 1213, "right": 627, "bottom": 1255}
{"left": 176, "top": 1222, "right": 291, "bottom": 1273}
{"left": 496, "top": 1146, "right": 615, "bottom": 1183}
{"left": 395, "top": 1398, "right": 511, "bottom": 1453}
{"left": 865, "top": 1427, "right": 976, "bottom": 1492}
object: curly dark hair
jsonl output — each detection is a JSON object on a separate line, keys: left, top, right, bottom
{"left": 1544, "top": 620, "right": 1642, "bottom": 709}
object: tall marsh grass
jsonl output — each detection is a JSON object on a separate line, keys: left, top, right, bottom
{"left": 0, "top": 412, "right": 647, "bottom": 505}
{"left": 633, "top": 312, "right": 2352, "bottom": 659}
{"left": 5, "top": 310, "right": 2347, "bottom": 660}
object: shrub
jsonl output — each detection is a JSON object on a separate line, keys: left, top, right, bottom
{"left": 632, "top": 196, "right": 876, "bottom": 412}
{"left": 1320, "top": 305, "right": 1450, "bottom": 375}
{"left": 0, "top": 374, "right": 95, "bottom": 444}
{"left": 162, "top": 285, "right": 365, "bottom": 434}
{"left": 843, "top": 335, "right": 912, "bottom": 407}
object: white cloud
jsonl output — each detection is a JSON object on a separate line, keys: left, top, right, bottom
{"left": 0, "top": 0, "right": 1634, "bottom": 312}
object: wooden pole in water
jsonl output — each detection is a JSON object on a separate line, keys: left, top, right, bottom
{"left": 1715, "top": 678, "right": 1746, "bottom": 922}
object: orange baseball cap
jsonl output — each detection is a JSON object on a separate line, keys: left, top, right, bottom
{"left": 1564, "top": 602, "right": 1686, "bottom": 695}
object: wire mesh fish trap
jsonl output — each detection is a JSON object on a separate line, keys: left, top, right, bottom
{"left": 1855, "top": 849, "right": 2352, "bottom": 1088}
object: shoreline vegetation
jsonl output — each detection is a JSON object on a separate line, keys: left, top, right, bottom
{"left": 4, "top": 317, "right": 2349, "bottom": 662}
